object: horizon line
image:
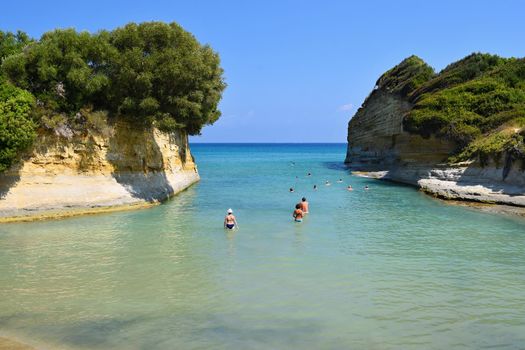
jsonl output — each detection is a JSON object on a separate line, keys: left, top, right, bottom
{"left": 190, "top": 142, "right": 347, "bottom": 144}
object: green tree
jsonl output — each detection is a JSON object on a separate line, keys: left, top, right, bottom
{"left": 2, "top": 29, "right": 114, "bottom": 115}
{"left": 107, "top": 22, "right": 226, "bottom": 134}
{"left": 0, "top": 30, "right": 32, "bottom": 62}
{"left": 1, "top": 22, "right": 226, "bottom": 135}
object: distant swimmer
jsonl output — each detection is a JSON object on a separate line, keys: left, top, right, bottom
{"left": 325, "top": 180, "right": 331, "bottom": 186}
{"left": 300, "top": 197, "right": 309, "bottom": 214}
{"left": 364, "top": 185, "right": 369, "bottom": 190}
{"left": 289, "top": 187, "right": 294, "bottom": 193}
{"left": 337, "top": 178, "right": 343, "bottom": 183}
{"left": 293, "top": 204, "right": 304, "bottom": 222}
{"left": 347, "top": 185, "right": 353, "bottom": 191}
{"left": 224, "top": 208, "right": 238, "bottom": 230}
{"left": 290, "top": 161, "right": 296, "bottom": 166}
{"left": 313, "top": 185, "right": 317, "bottom": 190}
{"left": 307, "top": 172, "right": 312, "bottom": 176}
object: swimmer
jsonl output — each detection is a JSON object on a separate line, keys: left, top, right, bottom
{"left": 300, "top": 197, "right": 309, "bottom": 214}
{"left": 337, "top": 178, "right": 343, "bottom": 183}
{"left": 364, "top": 185, "right": 369, "bottom": 190}
{"left": 224, "top": 208, "right": 238, "bottom": 230}
{"left": 325, "top": 180, "right": 331, "bottom": 186}
{"left": 293, "top": 203, "right": 304, "bottom": 222}
{"left": 289, "top": 187, "right": 294, "bottom": 193}
{"left": 347, "top": 185, "right": 353, "bottom": 191}
{"left": 307, "top": 172, "right": 312, "bottom": 176}
{"left": 313, "top": 185, "right": 317, "bottom": 190}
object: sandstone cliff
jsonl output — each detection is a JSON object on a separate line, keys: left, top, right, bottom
{"left": 0, "top": 122, "right": 199, "bottom": 222}
{"left": 346, "top": 61, "right": 525, "bottom": 207}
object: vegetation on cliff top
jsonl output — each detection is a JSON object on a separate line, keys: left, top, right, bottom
{"left": 375, "top": 55, "right": 435, "bottom": 96}
{"left": 0, "top": 22, "right": 225, "bottom": 172}
{"left": 377, "top": 53, "right": 525, "bottom": 165}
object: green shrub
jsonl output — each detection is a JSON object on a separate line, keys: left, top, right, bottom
{"left": 399, "top": 55, "right": 525, "bottom": 163}
{"left": 0, "top": 81, "right": 36, "bottom": 171}
{"left": 375, "top": 55, "right": 435, "bottom": 96}
{"left": 410, "top": 53, "right": 505, "bottom": 100}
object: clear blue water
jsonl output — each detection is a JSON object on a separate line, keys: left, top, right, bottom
{"left": 0, "top": 143, "right": 524, "bottom": 349}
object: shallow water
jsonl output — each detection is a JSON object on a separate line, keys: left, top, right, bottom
{"left": 1, "top": 143, "right": 524, "bottom": 349}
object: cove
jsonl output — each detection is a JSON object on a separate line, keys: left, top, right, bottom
{"left": 1, "top": 144, "right": 524, "bottom": 349}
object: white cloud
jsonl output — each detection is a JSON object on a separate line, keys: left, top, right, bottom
{"left": 338, "top": 103, "right": 354, "bottom": 112}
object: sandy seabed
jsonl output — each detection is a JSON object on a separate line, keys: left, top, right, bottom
{"left": 0, "top": 337, "right": 35, "bottom": 350}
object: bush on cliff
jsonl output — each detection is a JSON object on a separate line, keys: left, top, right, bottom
{"left": 0, "top": 81, "right": 36, "bottom": 172}
{"left": 373, "top": 53, "right": 525, "bottom": 164}
{"left": 375, "top": 55, "right": 435, "bottom": 96}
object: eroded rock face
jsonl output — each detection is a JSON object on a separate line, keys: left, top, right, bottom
{"left": 345, "top": 89, "right": 456, "bottom": 168}
{"left": 0, "top": 122, "right": 199, "bottom": 221}
{"left": 345, "top": 89, "right": 525, "bottom": 206}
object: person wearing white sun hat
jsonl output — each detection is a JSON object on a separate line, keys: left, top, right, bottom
{"left": 224, "top": 208, "right": 238, "bottom": 230}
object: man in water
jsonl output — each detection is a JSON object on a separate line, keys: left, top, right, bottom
{"left": 289, "top": 187, "right": 294, "bottom": 193}
{"left": 293, "top": 204, "right": 304, "bottom": 222}
{"left": 364, "top": 185, "right": 369, "bottom": 190}
{"left": 325, "top": 180, "right": 331, "bottom": 186}
{"left": 300, "top": 197, "right": 309, "bottom": 214}
{"left": 224, "top": 208, "right": 238, "bottom": 230}
{"left": 347, "top": 185, "right": 353, "bottom": 191}
{"left": 313, "top": 185, "right": 317, "bottom": 190}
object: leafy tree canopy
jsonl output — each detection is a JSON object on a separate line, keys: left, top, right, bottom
{"left": 1, "top": 22, "right": 226, "bottom": 135}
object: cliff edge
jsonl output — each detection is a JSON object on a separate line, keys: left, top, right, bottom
{"left": 0, "top": 122, "right": 199, "bottom": 222}
{"left": 346, "top": 54, "right": 525, "bottom": 206}
{"left": 0, "top": 22, "right": 225, "bottom": 221}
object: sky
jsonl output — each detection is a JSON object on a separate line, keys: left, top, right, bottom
{"left": 1, "top": 0, "right": 525, "bottom": 142}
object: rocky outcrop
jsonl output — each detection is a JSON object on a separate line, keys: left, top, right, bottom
{"left": 0, "top": 122, "right": 199, "bottom": 222}
{"left": 345, "top": 85, "right": 525, "bottom": 207}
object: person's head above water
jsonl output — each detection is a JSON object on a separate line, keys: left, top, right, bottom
{"left": 227, "top": 208, "right": 233, "bottom": 214}
{"left": 289, "top": 187, "right": 294, "bottom": 192}
{"left": 295, "top": 204, "right": 301, "bottom": 209}
{"left": 302, "top": 197, "right": 306, "bottom": 202}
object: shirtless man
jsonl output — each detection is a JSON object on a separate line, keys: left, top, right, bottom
{"left": 224, "top": 208, "right": 238, "bottom": 230}
{"left": 300, "top": 197, "right": 309, "bottom": 214}
{"left": 293, "top": 204, "right": 304, "bottom": 222}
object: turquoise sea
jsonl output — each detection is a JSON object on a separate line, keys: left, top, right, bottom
{"left": 1, "top": 143, "right": 524, "bottom": 349}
